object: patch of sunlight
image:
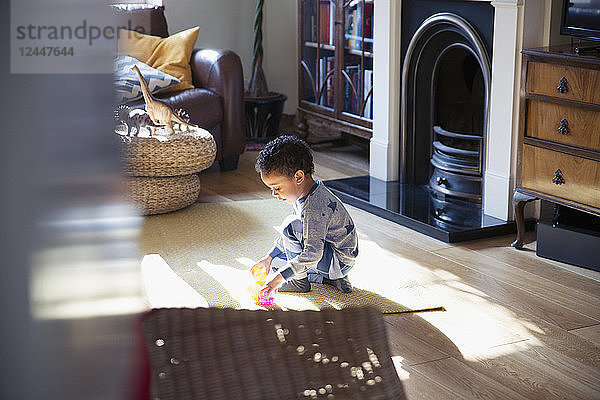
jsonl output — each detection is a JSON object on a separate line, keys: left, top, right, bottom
{"left": 141, "top": 254, "right": 208, "bottom": 308}
{"left": 236, "top": 257, "right": 256, "bottom": 268}
{"left": 452, "top": 339, "right": 546, "bottom": 366}
{"left": 485, "top": 339, "right": 541, "bottom": 358}
{"left": 432, "top": 269, "right": 461, "bottom": 281}
{"left": 316, "top": 296, "right": 351, "bottom": 310}
{"left": 196, "top": 260, "right": 261, "bottom": 310}
{"left": 197, "top": 260, "right": 270, "bottom": 310}
{"left": 353, "top": 238, "right": 444, "bottom": 287}
{"left": 347, "top": 238, "right": 441, "bottom": 310}
{"left": 276, "top": 293, "right": 321, "bottom": 311}
{"left": 521, "top": 320, "right": 546, "bottom": 334}
{"left": 416, "top": 284, "right": 544, "bottom": 361}
{"left": 446, "top": 280, "right": 489, "bottom": 298}
{"left": 197, "top": 260, "right": 320, "bottom": 311}
{"left": 357, "top": 230, "right": 546, "bottom": 362}
{"left": 432, "top": 269, "right": 491, "bottom": 298}
{"left": 391, "top": 356, "right": 410, "bottom": 381}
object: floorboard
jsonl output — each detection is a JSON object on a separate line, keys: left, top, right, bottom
{"left": 394, "top": 360, "right": 461, "bottom": 400}
{"left": 384, "top": 316, "right": 450, "bottom": 366}
{"left": 462, "top": 234, "right": 600, "bottom": 298}
{"left": 434, "top": 247, "right": 600, "bottom": 321}
{"left": 570, "top": 324, "right": 600, "bottom": 347}
{"left": 439, "top": 340, "right": 600, "bottom": 400}
{"left": 408, "top": 357, "right": 530, "bottom": 400}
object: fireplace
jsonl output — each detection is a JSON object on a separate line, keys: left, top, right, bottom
{"left": 403, "top": 12, "right": 490, "bottom": 229}
{"left": 324, "top": 0, "right": 522, "bottom": 242}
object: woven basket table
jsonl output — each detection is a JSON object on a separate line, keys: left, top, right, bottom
{"left": 142, "top": 307, "right": 407, "bottom": 400}
{"left": 121, "top": 128, "right": 216, "bottom": 215}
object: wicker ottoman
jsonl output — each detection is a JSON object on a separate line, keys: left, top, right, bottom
{"left": 121, "top": 128, "right": 216, "bottom": 215}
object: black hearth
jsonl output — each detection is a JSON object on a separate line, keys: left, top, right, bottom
{"left": 325, "top": 1, "right": 515, "bottom": 242}
{"left": 324, "top": 176, "right": 511, "bottom": 242}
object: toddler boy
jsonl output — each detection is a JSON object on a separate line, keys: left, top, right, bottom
{"left": 253, "top": 135, "right": 358, "bottom": 299}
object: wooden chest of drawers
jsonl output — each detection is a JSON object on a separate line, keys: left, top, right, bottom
{"left": 513, "top": 46, "right": 600, "bottom": 248}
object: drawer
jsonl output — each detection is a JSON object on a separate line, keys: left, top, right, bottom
{"left": 521, "top": 145, "right": 600, "bottom": 209}
{"left": 526, "top": 62, "right": 600, "bottom": 105}
{"left": 527, "top": 100, "right": 600, "bottom": 152}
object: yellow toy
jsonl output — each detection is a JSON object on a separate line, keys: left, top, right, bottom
{"left": 247, "top": 264, "right": 275, "bottom": 305}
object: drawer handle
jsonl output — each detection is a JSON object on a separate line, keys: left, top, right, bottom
{"left": 552, "top": 169, "right": 565, "bottom": 185}
{"left": 558, "top": 118, "right": 569, "bottom": 135}
{"left": 557, "top": 77, "right": 568, "bottom": 93}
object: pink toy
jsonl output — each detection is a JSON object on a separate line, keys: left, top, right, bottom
{"left": 247, "top": 265, "right": 275, "bottom": 305}
{"left": 257, "top": 294, "right": 275, "bottom": 306}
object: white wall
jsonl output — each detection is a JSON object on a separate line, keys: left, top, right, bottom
{"left": 262, "top": 0, "right": 298, "bottom": 114}
{"left": 164, "top": 0, "right": 298, "bottom": 114}
{"left": 548, "top": 0, "right": 571, "bottom": 45}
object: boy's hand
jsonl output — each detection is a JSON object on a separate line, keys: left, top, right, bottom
{"left": 260, "top": 273, "right": 285, "bottom": 300}
{"left": 252, "top": 255, "right": 273, "bottom": 275}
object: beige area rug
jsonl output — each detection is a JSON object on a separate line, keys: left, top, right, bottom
{"left": 139, "top": 198, "right": 443, "bottom": 313}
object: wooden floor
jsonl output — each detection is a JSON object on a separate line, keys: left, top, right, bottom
{"left": 198, "top": 144, "right": 600, "bottom": 400}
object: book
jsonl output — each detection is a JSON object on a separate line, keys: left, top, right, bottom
{"left": 345, "top": 12, "right": 354, "bottom": 49}
{"left": 307, "top": 1, "right": 317, "bottom": 42}
{"left": 364, "top": 1, "right": 373, "bottom": 39}
{"left": 329, "top": 1, "right": 335, "bottom": 46}
{"left": 344, "top": 35, "right": 373, "bottom": 46}
{"left": 326, "top": 56, "right": 334, "bottom": 107}
{"left": 363, "top": 1, "right": 373, "bottom": 51}
{"left": 319, "top": 1, "right": 331, "bottom": 44}
{"left": 344, "top": 65, "right": 360, "bottom": 114}
{"left": 343, "top": 0, "right": 374, "bottom": 51}
{"left": 319, "top": 58, "right": 325, "bottom": 106}
{"left": 352, "top": 66, "right": 360, "bottom": 113}
{"left": 353, "top": 1, "right": 362, "bottom": 50}
{"left": 318, "top": 56, "right": 334, "bottom": 107}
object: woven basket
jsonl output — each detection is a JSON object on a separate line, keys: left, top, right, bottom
{"left": 121, "top": 128, "right": 217, "bottom": 177}
{"left": 142, "top": 307, "right": 407, "bottom": 400}
{"left": 126, "top": 174, "right": 200, "bottom": 215}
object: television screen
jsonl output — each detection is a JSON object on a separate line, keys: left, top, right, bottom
{"left": 561, "top": 0, "right": 600, "bottom": 41}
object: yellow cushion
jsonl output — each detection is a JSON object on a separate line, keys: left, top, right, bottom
{"left": 118, "top": 27, "right": 199, "bottom": 93}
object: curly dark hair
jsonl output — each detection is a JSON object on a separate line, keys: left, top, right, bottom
{"left": 255, "top": 135, "right": 314, "bottom": 177}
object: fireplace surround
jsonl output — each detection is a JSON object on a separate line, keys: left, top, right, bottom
{"left": 325, "top": 0, "right": 555, "bottom": 241}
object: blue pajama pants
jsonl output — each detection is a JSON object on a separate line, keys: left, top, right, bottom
{"left": 271, "top": 215, "right": 350, "bottom": 283}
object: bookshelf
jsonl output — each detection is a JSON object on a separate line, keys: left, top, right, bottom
{"left": 297, "top": 0, "right": 374, "bottom": 142}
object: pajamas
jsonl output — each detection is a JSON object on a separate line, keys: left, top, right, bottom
{"left": 268, "top": 181, "right": 358, "bottom": 283}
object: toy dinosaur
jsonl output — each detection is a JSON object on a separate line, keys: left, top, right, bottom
{"left": 174, "top": 108, "right": 193, "bottom": 131}
{"left": 114, "top": 104, "right": 161, "bottom": 136}
{"left": 114, "top": 104, "right": 131, "bottom": 134}
{"left": 129, "top": 108, "right": 162, "bottom": 136}
{"left": 174, "top": 108, "right": 191, "bottom": 123}
{"left": 131, "top": 65, "right": 198, "bottom": 134}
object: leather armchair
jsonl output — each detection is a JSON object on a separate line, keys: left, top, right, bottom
{"left": 113, "top": 4, "right": 245, "bottom": 170}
